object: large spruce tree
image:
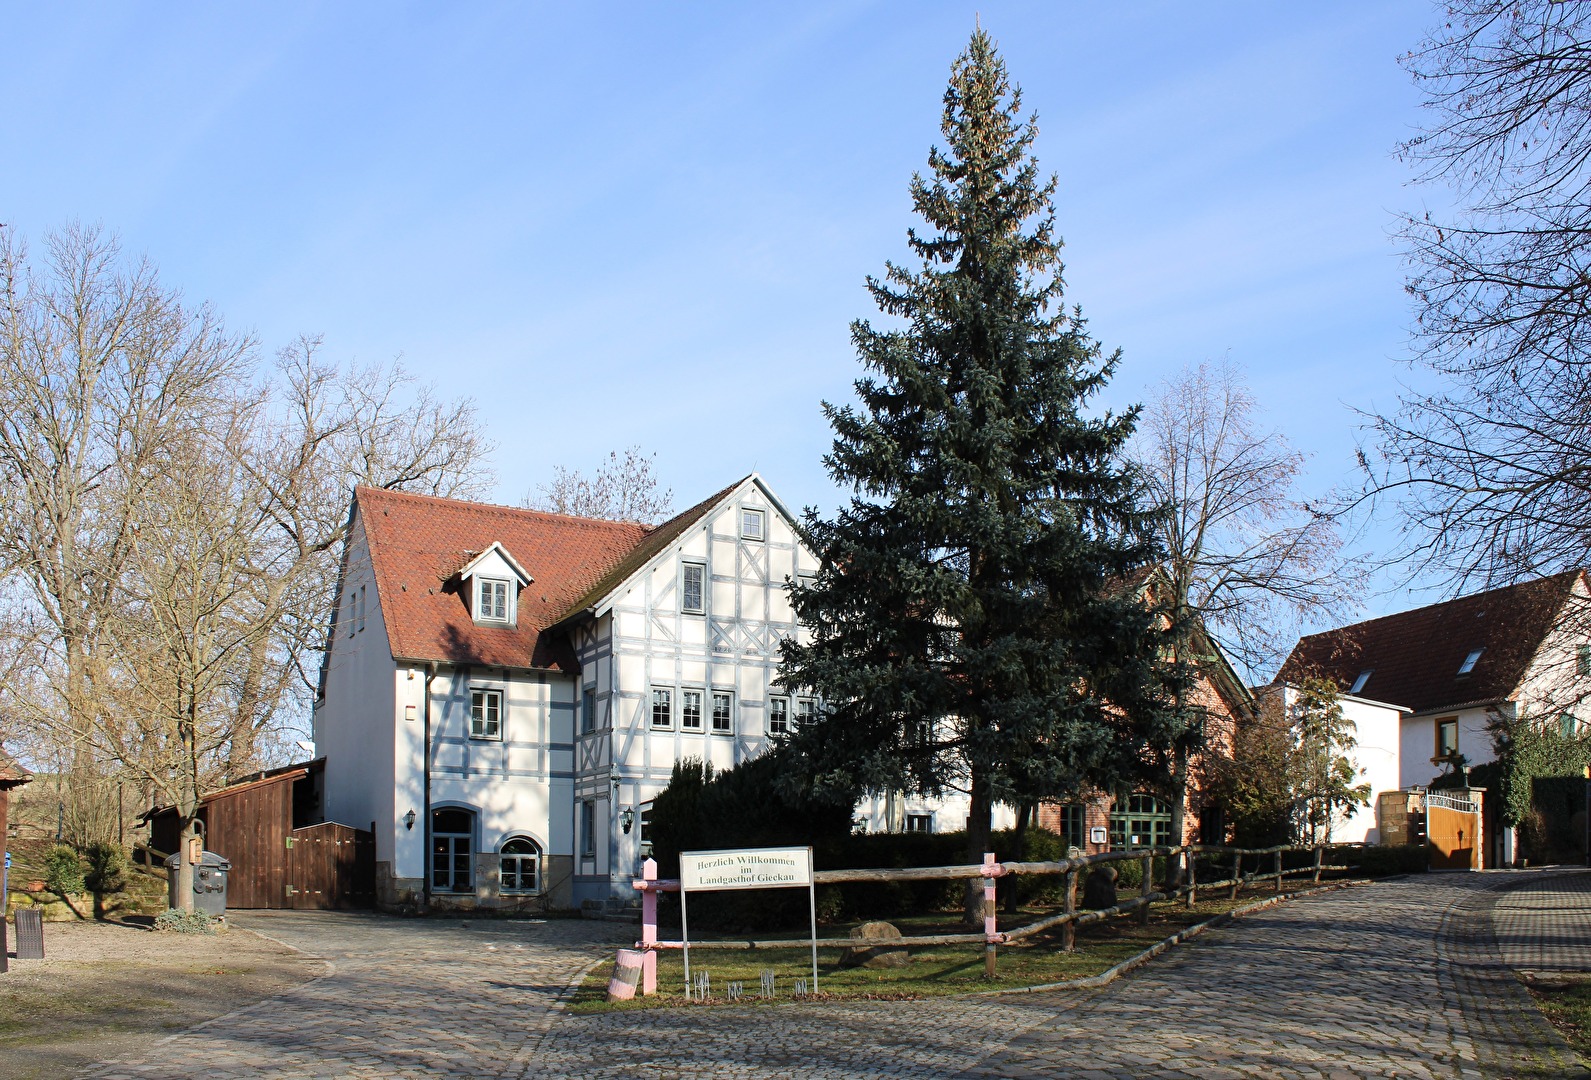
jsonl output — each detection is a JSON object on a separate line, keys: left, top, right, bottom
{"left": 779, "top": 30, "right": 1188, "bottom": 917}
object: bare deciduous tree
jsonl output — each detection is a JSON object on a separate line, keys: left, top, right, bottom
{"left": 525, "top": 446, "right": 673, "bottom": 523}
{"left": 1136, "top": 360, "right": 1357, "bottom": 864}
{"left": 0, "top": 224, "right": 494, "bottom": 906}
{"left": 1377, "top": 1, "right": 1591, "bottom": 591}
{"left": 1138, "top": 360, "right": 1356, "bottom": 675}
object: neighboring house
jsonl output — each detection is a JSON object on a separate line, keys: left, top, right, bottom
{"left": 313, "top": 475, "right": 819, "bottom": 910}
{"left": 1276, "top": 569, "right": 1591, "bottom": 857}
{"left": 1032, "top": 581, "right": 1254, "bottom": 855}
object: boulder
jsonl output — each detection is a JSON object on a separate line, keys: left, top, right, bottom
{"left": 1082, "top": 864, "right": 1119, "bottom": 910}
{"left": 838, "top": 920, "right": 910, "bottom": 969}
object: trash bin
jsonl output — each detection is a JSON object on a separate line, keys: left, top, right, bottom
{"left": 163, "top": 851, "right": 231, "bottom": 917}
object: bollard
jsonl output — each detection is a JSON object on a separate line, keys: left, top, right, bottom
{"left": 1186, "top": 851, "right": 1197, "bottom": 908}
{"left": 640, "top": 858, "right": 658, "bottom": 995}
{"left": 1138, "top": 852, "right": 1153, "bottom": 925}
{"left": 982, "top": 852, "right": 998, "bottom": 978}
{"left": 1230, "top": 852, "right": 1241, "bottom": 901}
{"left": 1274, "top": 849, "right": 1284, "bottom": 893}
{"left": 1062, "top": 867, "right": 1078, "bottom": 952}
{"left": 1312, "top": 845, "right": 1324, "bottom": 884}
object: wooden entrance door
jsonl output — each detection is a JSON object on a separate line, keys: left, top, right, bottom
{"left": 1428, "top": 796, "right": 1480, "bottom": 869}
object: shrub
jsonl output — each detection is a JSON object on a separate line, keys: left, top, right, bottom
{"left": 1332, "top": 844, "right": 1427, "bottom": 877}
{"left": 43, "top": 844, "right": 85, "bottom": 896}
{"left": 83, "top": 841, "right": 126, "bottom": 896}
{"left": 154, "top": 907, "right": 217, "bottom": 934}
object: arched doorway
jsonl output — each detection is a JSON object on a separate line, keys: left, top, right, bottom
{"left": 431, "top": 807, "right": 475, "bottom": 893}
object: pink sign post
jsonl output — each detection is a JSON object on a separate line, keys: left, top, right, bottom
{"left": 639, "top": 857, "right": 658, "bottom": 995}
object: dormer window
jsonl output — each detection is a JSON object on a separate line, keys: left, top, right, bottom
{"left": 1349, "top": 669, "right": 1372, "bottom": 695}
{"left": 457, "top": 541, "right": 530, "bottom": 628}
{"left": 477, "top": 578, "right": 509, "bottom": 623}
{"left": 1457, "top": 649, "right": 1483, "bottom": 675}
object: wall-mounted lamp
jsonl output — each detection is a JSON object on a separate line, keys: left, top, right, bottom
{"left": 404, "top": 809, "right": 416, "bottom": 831}
{"left": 620, "top": 807, "right": 635, "bottom": 835}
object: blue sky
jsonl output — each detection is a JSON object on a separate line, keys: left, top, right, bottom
{"left": 3, "top": 3, "right": 1442, "bottom": 638}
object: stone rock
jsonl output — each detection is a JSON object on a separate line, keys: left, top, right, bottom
{"left": 838, "top": 920, "right": 910, "bottom": 969}
{"left": 1083, "top": 864, "right": 1119, "bottom": 910}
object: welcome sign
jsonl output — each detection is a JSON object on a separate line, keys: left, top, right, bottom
{"left": 675, "top": 845, "right": 820, "bottom": 996}
{"left": 680, "top": 847, "right": 813, "bottom": 891}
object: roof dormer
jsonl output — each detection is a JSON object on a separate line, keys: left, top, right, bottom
{"left": 457, "top": 542, "right": 532, "bottom": 628}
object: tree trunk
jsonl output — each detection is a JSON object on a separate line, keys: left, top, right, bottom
{"left": 1168, "top": 745, "right": 1189, "bottom": 887}
{"left": 175, "top": 818, "right": 199, "bottom": 912}
{"left": 1002, "top": 802, "right": 1031, "bottom": 913}
{"left": 962, "top": 768, "right": 993, "bottom": 927}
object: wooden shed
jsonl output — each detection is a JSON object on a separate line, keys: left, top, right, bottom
{"left": 145, "top": 760, "right": 374, "bottom": 910}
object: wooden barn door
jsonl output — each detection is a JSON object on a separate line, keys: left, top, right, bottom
{"left": 1427, "top": 793, "right": 1481, "bottom": 870}
{"left": 285, "top": 823, "right": 376, "bottom": 909}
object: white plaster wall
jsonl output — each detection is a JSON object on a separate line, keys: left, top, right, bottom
{"left": 1398, "top": 704, "right": 1503, "bottom": 791}
{"left": 1333, "top": 696, "right": 1403, "bottom": 845}
{"left": 1516, "top": 576, "right": 1591, "bottom": 721}
{"left": 854, "top": 792, "right": 1019, "bottom": 835}
{"left": 314, "top": 515, "right": 398, "bottom": 863}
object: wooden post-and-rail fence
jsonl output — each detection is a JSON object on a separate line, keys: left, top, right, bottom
{"left": 626, "top": 842, "right": 1355, "bottom": 996}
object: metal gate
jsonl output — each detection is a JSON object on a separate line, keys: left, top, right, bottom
{"left": 1427, "top": 791, "right": 1480, "bottom": 870}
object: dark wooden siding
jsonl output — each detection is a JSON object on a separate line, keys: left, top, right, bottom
{"left": 286, "top": 822, "right": 375, "bottom": 909}
{"left": 145, "top": 764, "right": 373, "bottom": 910}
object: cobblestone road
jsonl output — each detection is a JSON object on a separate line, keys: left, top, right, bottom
{"left": 82, "top": 872, "right": 1587, "bottom": 1079}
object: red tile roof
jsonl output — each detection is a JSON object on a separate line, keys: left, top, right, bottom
{"left": 0, "top": 753, "right": 30, "bottom": 787}
{"left": 1278, "top": 570, "right": 1585, "bottom": 714}
{"left": 354, "top": 481, "right": 743, "bottom": 671}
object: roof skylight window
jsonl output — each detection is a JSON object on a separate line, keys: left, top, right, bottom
{"left": 1457, "top": 649, "right": 1484, "bottom": 675}
{"left": 1349, "top": 669, "right": 1373, "bottom": 695}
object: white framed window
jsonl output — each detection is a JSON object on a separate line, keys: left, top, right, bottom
{"left": 470, "top": 689, "right": 502, "bottom": 740}
{"left": 476, "top": 578, "right": 510, "bottom": 623}
{"left": 581, "top": 688, "right": 596, "bottom": 735}
{"left": 711, "top": 691, "right": 733, "bottom": 734}
{"left": 499, "top": 836, "right": 541, "bottom": 894}
{"left": 681, "top": 689, "right": 703, "bottom": 731}
{"left": 769, "top": 695, "right": 790, "bottom": 735}
{"left": 639, "top": 802, "right": 653, "bottom": 848}
{"left": 681, "top": 561, "right": 706, "bottom": 615}
{"left": 904, "top": 813, "right": 932, "bottom": 834}
{"left": 580, "top": 800, "right": 596, "bottom": 858}
{"left": 431, "top": 807, "right": 474, "bottom": 893}
{"left": 651, "top": 687, "right": 673, "bottom": 730}
{"left": 740, "top": 507, "right": 766, "bottom": 541}
{"left": 795, "top": 698, "right": 814, "bottom": 729}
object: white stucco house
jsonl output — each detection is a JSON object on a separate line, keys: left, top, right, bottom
{"left": 1275, "top": 569, "right": 1591, "bottom": 864}
{"left": 313, "top": 475, "right": 836, "bottom": 909}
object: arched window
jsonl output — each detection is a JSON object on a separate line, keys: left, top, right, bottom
{"left": 499, "top": 836, "right": 541, "bottom": 894}
{"left": 431, "top": 808, "right": 475, "bottom": 893}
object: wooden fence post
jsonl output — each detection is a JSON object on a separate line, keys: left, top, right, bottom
{"left": 1138, "top": 852, "right": 1153, "bottom": 925}
{"left": 1274, "top": 849, "right": 1283, "bottom": 893}
{"left": 1312, "top": 845, "right": 1323, "bottom": 884}
{"left": 1186, "top": 849, "right": 1197, "bottom": 908}
{"left": 982, "top": 852, "right": 998, "bottom": 978}
{"left": 1062, "top": 868, "right": 1077, "bottom": 952}
{"left": 640, "top": 858, "right": 658, "bottom": 995}
{"left": 1230, "top": 851, "right": 1241, "bottom": 901}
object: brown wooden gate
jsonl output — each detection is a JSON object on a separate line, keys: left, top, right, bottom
{"left": 285, "top": 822, "right": 375, "bottom": 909}
{"left": 1428, "top": 792, "right": 1481, "bottom": 870}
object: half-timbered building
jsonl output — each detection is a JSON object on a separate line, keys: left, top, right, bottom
{"left": 313, "top": 475, "right": 819, "bottom": 910}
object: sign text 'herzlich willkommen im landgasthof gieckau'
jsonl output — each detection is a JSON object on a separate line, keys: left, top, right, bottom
{"left": 676, "top": 846, "right": 818, "bottom": 996}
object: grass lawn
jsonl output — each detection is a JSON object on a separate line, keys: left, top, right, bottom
{"left": 568, "top": 881, "right": 1311, "bottom": 1012}
{"left": 1523, "top": 974, "right": 1591, "bottom": 1064}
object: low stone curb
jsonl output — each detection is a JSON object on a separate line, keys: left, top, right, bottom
{"left": 968, "top": 877, "right": 1374, "bottom": 997}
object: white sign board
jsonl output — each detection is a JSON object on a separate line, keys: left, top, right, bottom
{"left": 680, "top": 847, "right": 813, "bottom": 892}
